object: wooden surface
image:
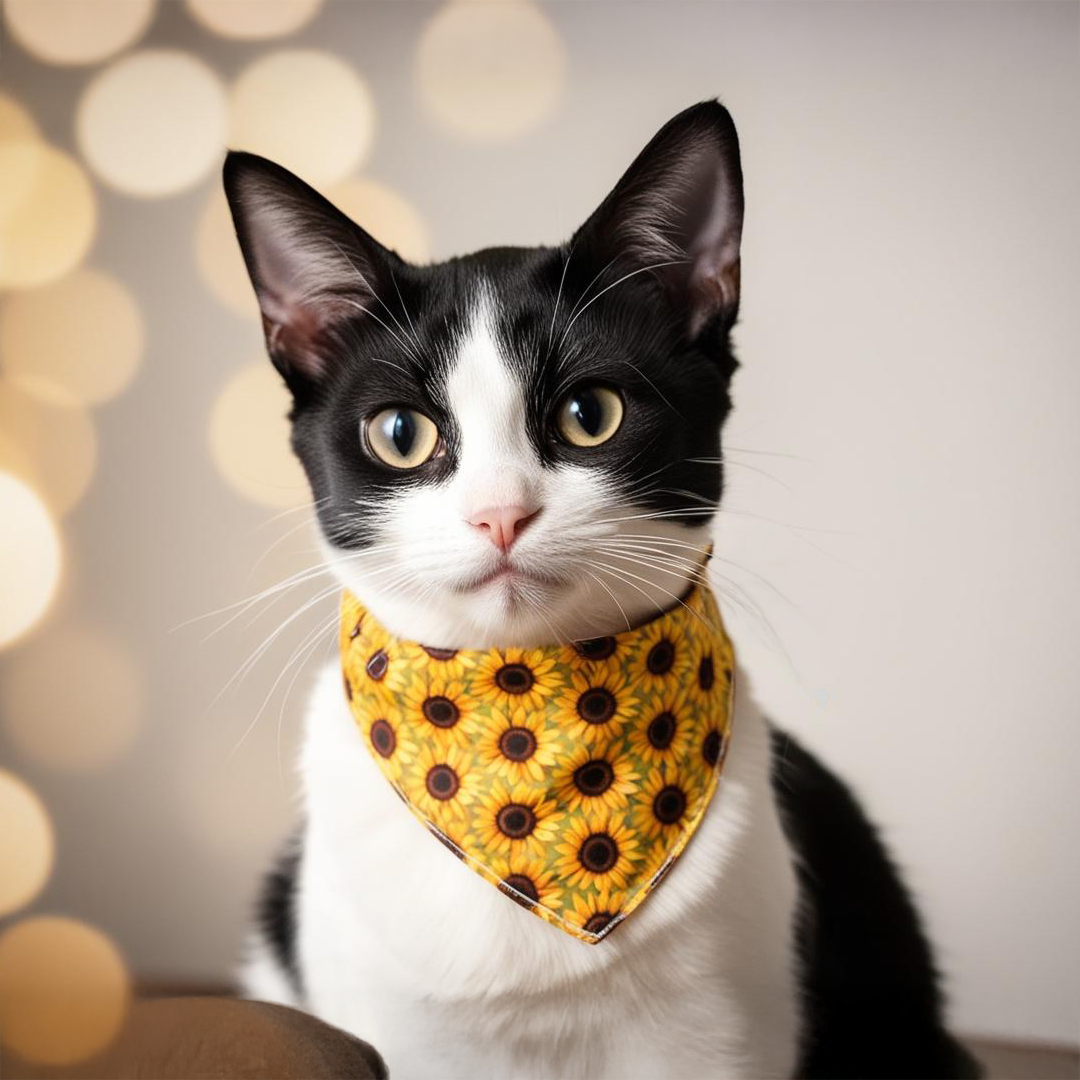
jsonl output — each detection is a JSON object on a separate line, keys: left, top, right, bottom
{"left": 966, "top": 1038, "right": 1079, "bottom": 1080}
{"left": 0, "top": 998, "right": 386, "bottom": 1079}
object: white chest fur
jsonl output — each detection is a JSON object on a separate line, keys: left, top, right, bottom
{"left": 242, "top": 662, "right": 801, "bottom": 1080}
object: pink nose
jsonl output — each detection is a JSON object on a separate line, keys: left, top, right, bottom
{"left": 467, "top": 505, "right": 538, "bottom": 552}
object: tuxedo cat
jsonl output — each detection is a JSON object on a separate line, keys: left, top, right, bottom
{"left": 224, "top": 101, "right": 978, "bottom": 1079}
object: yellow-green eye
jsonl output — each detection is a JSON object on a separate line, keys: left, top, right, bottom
{"left": 555, "top": 385, "right": 624, "bottom": 447}
{"left": 366, "top": 408, "right": 441, "bottom": 468}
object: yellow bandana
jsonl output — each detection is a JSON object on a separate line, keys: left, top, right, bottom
{"left": 340, "top": 583, "right": 735, "bottom": 944}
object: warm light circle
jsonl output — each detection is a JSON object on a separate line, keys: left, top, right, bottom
{"left": 229, "top": 50, "right": 375, "bottom": 186}
{"left": 0, "top": 270, "right": 144, "bottom": 406}
{"left": 3, "top": 0, "right": 155, "bottom": 66}
{"left": 0, "top": 917, "right": 130, "bottom": 1065}
{"left": 209, "top": 363, "right": 309, "bottom": 508}
{"left": 0, "top": 474, "right": 62, "bottom": 650}
{"left": 77, "top": 50, "right": 227, "bottom": 197}
{"left": 0, "top": 770, "right": 54, "bottom": 917}
{"left": 0, "top": 93, "right": 39, "bottom": 142}
{"left": 0, "top": 626, "right": 142, "bottom": 772}
{"left": 416, "top": 0, "right": 566, "bottom": 142}
{"left": 186, "top": 0, "right": 323, "bottom": 40}
{"left": 195, "top": 187, "right": 259, "bottom": 320}
{"left": 328, "top": 178, "right": 431, "bottom": 264}
{"left": 0, "top": 380, "right": 97, "bottom": 516}
{"left": 0, "top": 144, "right": 96, "bottom": 289}
{"left": 0, "top": 141, "right": 42, "bottom": 226}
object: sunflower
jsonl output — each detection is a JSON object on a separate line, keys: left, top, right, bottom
{"left": 471, "top": 648, "right": 562, "bottom": 711}
{"left": 564, "top": 883, "right": 625, "bottom": 938}
{"left": 631, "top": 765, "right": 697, "bottom": 843}
{"left": 340, "top": 595, "right": 366, "bottom": 652}
{"left": 398, "top": 672, "right": 477, "bottom": 749}
{"left": 398, "top": 639, "right": 478, "bottom": 682}
{"left": 363, "top": 713, "right": 419, "bottom": 779}
{"left": 625, "top": 616, "right": 693, "bottom": 694}
{"left": 564, "top": 634, "right": 624, "bottom": 677}
{"left": 628, "top": 686, "right": 692, "bottom": 767}
{"left": 475, "top": 706, "right": 560, "bottom": 784}
{"left": 348, "top": 617, "right": 397, "bottom": 694}
{"left": 554, "top": 667, "right": 641, "bottom": 745}
{"left": 469, "top": 778, "right": 563, "bottom": 858}
{"left": 685, "top": 635, "right": 735, "bottom": 709}
{"left": 489, "top": 852, "right": 564, "bottom": 912}
{"left": 400, "top": 742, "right": 479, "bottom": 827}
{"left": 552, "top": 812, "right": 642, "bottom": 891}
{"left": 553, "top": 742, "right": 639, "bottom": 813}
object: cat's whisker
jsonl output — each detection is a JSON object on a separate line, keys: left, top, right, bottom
{"left": 175, "top": 560, "right": 338, "bottom": 636}
{"left": 211, "top": 579, "right": 344, "bottom": 712}
{"left": 582, "top": 567, "right": 635, "bottom": 634}
{"left": 252, "top": 496, "right": 328, "bottom": 532}
{"left": 555, "top": 253, "right": 619, "bottom": 343}
{"left": 330, "top": 240, "right": 424, "bottom": 367}
{"left": 389, "top": 267, "right": 424, "bottom": 359}
{"left": 547, "top": 243, "right": 575, "bottom": 350}
{"left": 233, "top": 605, "right": 342, "bottom": 760}
{"left": 559, "top": 258, "right": 689, "bottom": 345}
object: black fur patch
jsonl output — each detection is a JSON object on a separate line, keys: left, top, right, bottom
{"left": 770, "top": 730, "right": 981, "bottom": 1079}
{"left": 257, "top": 836, "right": 303, "bottom": 997}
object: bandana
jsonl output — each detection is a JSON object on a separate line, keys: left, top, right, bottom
{"left": 340, "top": 581, "right": 735, "bottom": 944}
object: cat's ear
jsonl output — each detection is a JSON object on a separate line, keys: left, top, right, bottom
{"left": 223, "top": 151, "right": 396, "bottom": 391}
{"left": 573, "top": 100, "right": 744, "bottom": 339}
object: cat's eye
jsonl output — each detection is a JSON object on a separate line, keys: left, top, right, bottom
{"left": 365, "top": 408, "right": 441, "bottom": 469}
{"left": 555, "top": 385, "right": 624, "bottom": 448}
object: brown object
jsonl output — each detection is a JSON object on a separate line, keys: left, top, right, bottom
{"left": 1, "top": 997, "right": 387, "bottom": 1080}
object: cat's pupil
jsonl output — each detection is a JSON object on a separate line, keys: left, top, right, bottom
{"left": 391, "top": 411, "right": 415, "bottom": 457}
{"left": 569, "top": 391, "right": 602, "bottom": 437}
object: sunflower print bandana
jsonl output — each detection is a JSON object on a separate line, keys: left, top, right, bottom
{"left": 340, "top": 582, "right": 735, "bottom": 944}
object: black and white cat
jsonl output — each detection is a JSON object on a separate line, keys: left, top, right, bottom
{"left": 224, "top": 102, "right": 978, "bottom": 1079}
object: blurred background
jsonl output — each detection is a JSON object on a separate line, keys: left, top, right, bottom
{"left": 0, "top": 0, "right": 1077, "bottom": 1071}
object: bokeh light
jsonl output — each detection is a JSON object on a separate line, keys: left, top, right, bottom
{"left": 0, "top": 269, "right": 144, "bottom": 406}
{"left": 77, "top": 50, "right": 227, "bottom": 197}
{"left": 0, "top": 379, "right": 97, "bottom": 516}
{"left": 229, "top": 49, "right": 375, "bottom": 186}
{"left": 0, "top": 93, "right": 39, "bottom": 142}
{"left": 3, "top": 0, "right": 155, "bottom": 66}
{"left": 209, "top": 362, "right": 309, "bottom": 508}
{"left": 0, "top": 626, "right": 142, "bottom": 772}
{"left": 416, "top": 0, "right": 565, "bottom": 142}
{"left": 0, "top": 770, "right": 54, "bottom": 917}
{"left": 186, "top": 0, "right": 323, "bottom": 40}
{"left": 0, "top": 916, "right": 130, "bottom": 1066}
{"left": 195, "top": 187, "right": 260, "bottom": 320}
{"left": 0, "top": 473, "right": 63, "bottom": 650}
{"left": 328, "top": 178, "right": 432, "bottom": 263}
{"left": 0, "top": 143, "right": 97, "bottom": 289}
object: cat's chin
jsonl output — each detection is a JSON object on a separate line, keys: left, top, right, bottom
{"left": 319, "top": 532, "right": 711, "bottom": 649}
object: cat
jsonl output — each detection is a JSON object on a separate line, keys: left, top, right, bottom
{"left": 223, "top": 101, "right": 979, "bottom": 1080}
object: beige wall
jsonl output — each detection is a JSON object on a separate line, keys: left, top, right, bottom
{"left": 1, "top": 0, "right": 1076, "bottom": 1047}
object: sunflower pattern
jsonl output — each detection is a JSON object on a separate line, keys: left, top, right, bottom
{"left": 340, "top": 575, "right": 735, "bottom": 945}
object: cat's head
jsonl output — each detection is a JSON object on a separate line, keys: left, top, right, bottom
{"left": 224, "top": 101, "right": 743, "bottom": 648}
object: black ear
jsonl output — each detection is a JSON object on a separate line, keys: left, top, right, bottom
{"left": 573, "top": 100, "right": 744, "bottom": 339}
{"left": 223, "top": 151, "right": 398, "bottom": 391}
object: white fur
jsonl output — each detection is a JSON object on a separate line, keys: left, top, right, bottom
{"left": 241, "top": 286, "right": 801, "bottom": 1077}
{"left": 242, "top": 661, "right": 800, "bottom": 1080}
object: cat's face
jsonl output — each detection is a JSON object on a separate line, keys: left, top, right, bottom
{"left": 225, "top": 102, "right": 743, "bottom": 647}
